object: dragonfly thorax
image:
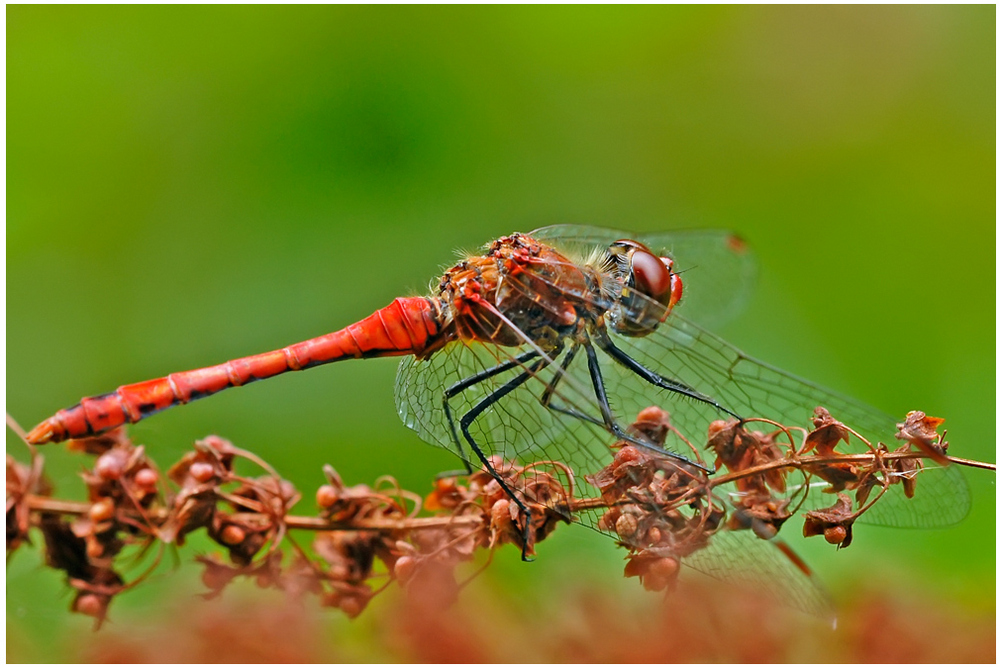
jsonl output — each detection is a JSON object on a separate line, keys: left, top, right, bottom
{"left": 436, "top": 234, "right": 595, "bottom": 349}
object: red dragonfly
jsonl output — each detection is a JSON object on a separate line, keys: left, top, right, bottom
{"left": 26, "top": 225, "right": 969, "bottom": 614}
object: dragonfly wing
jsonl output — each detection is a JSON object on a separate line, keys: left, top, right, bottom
{"left": 683, "top": 525, "right": 834, "bottom": 620}
{"left": 395, "top": 337, "right": 835, "bottom": 616}
{"left": 530, "top": 224, "right": 758, "bottom": 329}
{"left": 597, "top": 312, "right": 971, "bottom": 529}
{"left": 395, "top": 338, "right": 613, "bottom": 475}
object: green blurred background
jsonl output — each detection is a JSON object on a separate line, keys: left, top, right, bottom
{"left": 8, "top": 5, "right": 994, "bottom": 661}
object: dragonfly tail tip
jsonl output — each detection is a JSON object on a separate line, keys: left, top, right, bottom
{"left": 24, "top": 420, "right": 57, "bottom": 445}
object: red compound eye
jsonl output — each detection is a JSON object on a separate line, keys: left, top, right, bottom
{"left": 630, "top": 248, "right": 672, "bottom": 302}
{"left": 667, "top": 266, "right": 683, "bottom": 310}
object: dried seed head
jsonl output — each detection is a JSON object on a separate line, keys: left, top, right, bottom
{"left": 15, "top": 402, "right": 986, "bottom": 627}
{"left": 94, "top": 451, "right": 128, "bottom": 480}
{"left": 86, "top": 539, "right": 105, "bottom": 559}
{"left": 394, "top": 555, "right": 417, "bottom": 585}
{"left": 491, "top": 498, "right": 511, "bottom": 525}
{"left": 134, "top": 467, "right": 158, "bottom": 492}
{"left": 490, "top": 498, "right": 517, "bottom": 540}
{"left": 649, "top": 555, "right": 679, "bottom": 580}
{"left": 824, "top": 525, "right": 848, "bottom": 545}
{"left": 220, "top": 524, "right": 246, "bottom": 546}
{"left": 804, "top": 408, "right": 852, "bottom": 456}
{"left": 707, "top": 419, "right": 731, "bottom": 438}
{"left": 316, "top": 484, "right": 339, "bottom": 508}
{"left": 277, "top": 480, "right": 297, "bottom": 502}
{"left": 198, "top": 435, "right": 237, "bottom": 456}
{"left": 615, "top": 512, "right": 640, "bottom": 540}
{"left": 88, "top": 497, "right": 116, "bottom": 523}
{"left": 73, "top": 593, "right": 105, "bottom": 619}
{"left": 394, "top": 540, "right": 417, "bottom": 556}
{"left": 189, "top": 462, "right": 216, "bottom": 483}
{"left": 339, "top": 596, "right": 364, "bottom": 618}
{"left": 896, "top": 411, "right": 948, "bottom": 460}
{"left": 803, "top": 494, "right": 855, "bottom": 548}
{"left": 624, "top": 550, "right": 681, "bottom": 592}
{"left": 635, "top": 405, "right": 669, "bottom": 424}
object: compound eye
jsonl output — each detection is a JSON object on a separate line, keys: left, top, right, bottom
{"left": 630, "top": 248, "right": 672, "bottom": 302}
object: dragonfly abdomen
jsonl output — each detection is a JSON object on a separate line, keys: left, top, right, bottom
{"left": 25, "top": 297, "right": 446, "bottom": 444}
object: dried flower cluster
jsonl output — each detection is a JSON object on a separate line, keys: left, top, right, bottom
{"left": 583, "top": 407, "right": 986, "bottom": 596}
{"left": 5, "top": 406, "right": 993, "bottom": 627}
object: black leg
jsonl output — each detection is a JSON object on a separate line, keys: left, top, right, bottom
{"left": 538, "top": 344, "right": 606, "bottom": 427}
{"left": 538, "top": 343, "right": 696, "bottom": 469}
{"left": 442, "top": 349, "right": 541, "bottom": 470}
{"left": 435, "top": 465, "right": 475, "bottom": 478}
{"left": 583, "top": 340, "right": 711, "bottom": 472}
{"left": 458, "top": 356, "right": 552, "bottom": 561}
{"left": 593, "top": 328, "right": 741, "bottom": 420}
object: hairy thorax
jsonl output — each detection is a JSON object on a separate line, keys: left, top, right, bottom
{"left": 433, "top": 233, "right": 598, "bottom": 351}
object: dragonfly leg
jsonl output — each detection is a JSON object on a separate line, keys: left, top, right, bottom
{"left": 593, "top": 328, "right": 742, "bottom": 421}
{"left": 435, "top": 467, "right": 474, "bottom": 479}
{"left": 537, "top": 344, "right": 606, "bottom": 427}
{"left": 442, "top": 349, "right": 542, "bottom": 471}
{"left": 583, "top": 340, "right": 713, "bottom": 473}
{"left": 534, "top": 342, "right": 703, "bottom": 471}
{"left": 457, "top": 356, "right": 553, "bottom": 562}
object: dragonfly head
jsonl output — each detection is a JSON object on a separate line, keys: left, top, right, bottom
{"left": 606, "top": 240, "right": 683, "bottom": 335}
{"left": 610, "top": 240, "right": 683, "bottom": 310}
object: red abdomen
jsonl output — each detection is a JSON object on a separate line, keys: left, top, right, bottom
{"left": 26, "top": 297, "right": 446, "bottom": 445}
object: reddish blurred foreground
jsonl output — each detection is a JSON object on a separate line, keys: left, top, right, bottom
{"left": 8, "top": 576, "right": 993, "bottom": 663}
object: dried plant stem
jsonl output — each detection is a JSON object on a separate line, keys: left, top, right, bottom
{"left": 942, "top": 456, "right": 996, "bottom": 471}
{"left": 22, "top": 495, "right": 484, "bottom": 532}
{"left": 707, "top": 450, "right": 994, "bottom": 489}
{"left": 22, "top": 493, "right": 624, "bottom": 532}
{"left": 7, "top": 406, "right": 994, "bottom": 626}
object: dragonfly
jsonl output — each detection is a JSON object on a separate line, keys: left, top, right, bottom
{"left": 25, "top": 225, "right": 970, "bottom": 615}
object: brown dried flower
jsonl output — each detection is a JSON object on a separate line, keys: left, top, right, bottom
{"left": 5, "top": 401, "right": 992, "bottom": 627}
{"left": 802, "top": 494, "right": 855, "bottom": 548}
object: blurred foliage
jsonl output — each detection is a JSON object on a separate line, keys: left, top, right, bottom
{"left": 7, "top": 5, "right": 994, "bottom": 661}
{"left": 9, "top": 578, "right": 998, "bottom": 663}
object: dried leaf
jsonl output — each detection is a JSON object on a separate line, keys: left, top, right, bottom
{"left": 803, "top": 407, "right": 851, "bottom": 456}
{"left": 803, "top": 494, "right": 855, "bottom": 548}
{"left": 624, "top": 549, "right": 681, "bottom": 592}
{"left": 896, "top": 411, "right": 950, "bottom": 465}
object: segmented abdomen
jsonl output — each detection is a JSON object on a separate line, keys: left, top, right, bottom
{"left": 25, "top": 297, "right": 445, "bottom": 444}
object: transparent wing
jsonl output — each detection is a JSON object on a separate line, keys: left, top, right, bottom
{"left": 395, "top": 338, "right": 609, "bottom": 469}
{"left": 395, "top": 339, "right": 834, "bottom": 616}
{"left": 595, "top": 311, "right": 971, "bottom": 528}
{"left": 530, "top": 224, "right": 758, "bottom": 329}
{"left": 685, "top": 529, "right": 834, "bottom": 620}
